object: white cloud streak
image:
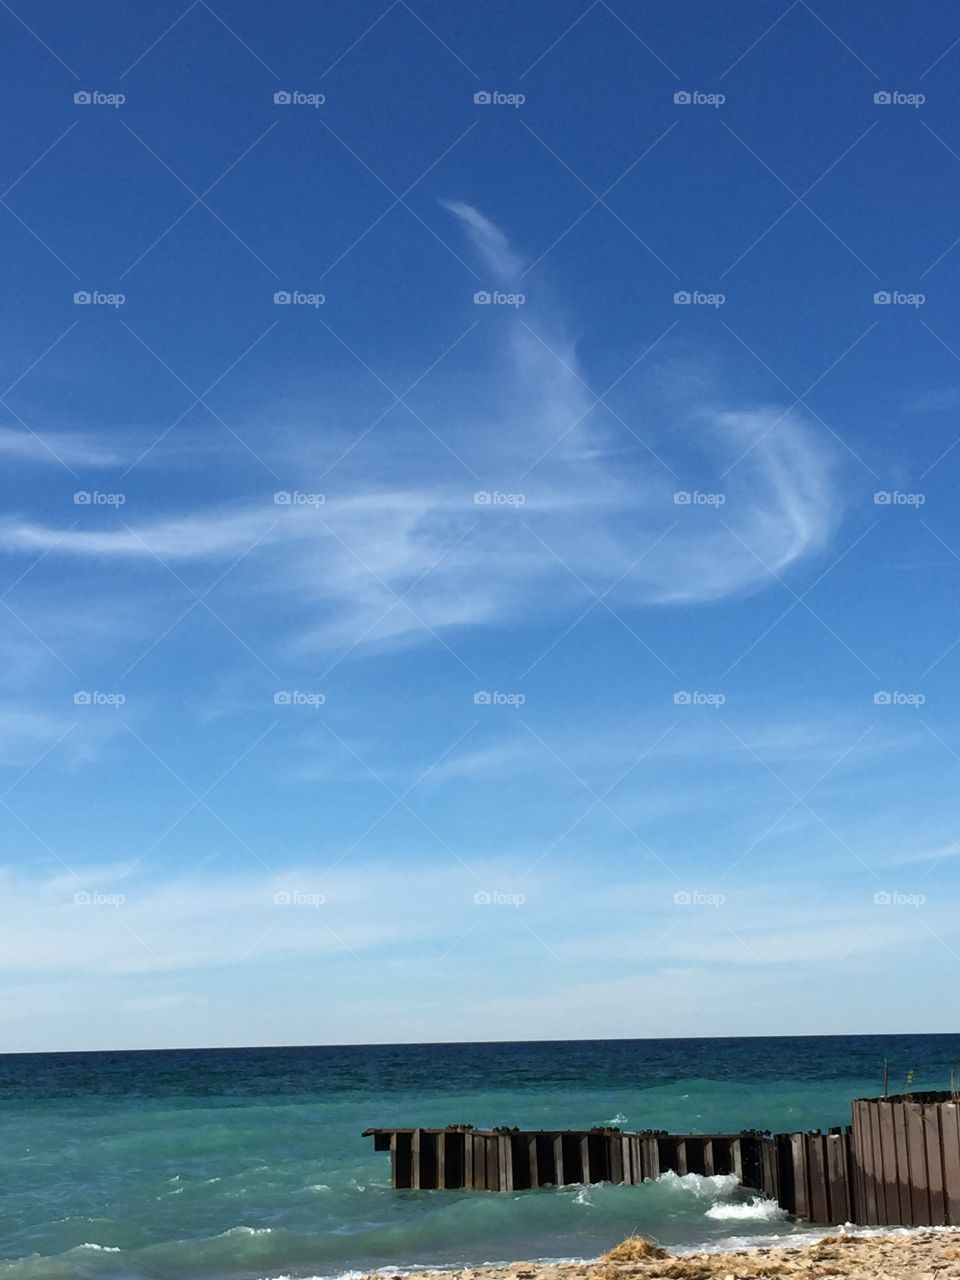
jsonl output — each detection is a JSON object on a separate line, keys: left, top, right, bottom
{"left": 0, "top": 205, "right": 843, "bottom": 655}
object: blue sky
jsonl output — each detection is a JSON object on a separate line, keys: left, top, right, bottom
{"left": 2, "top": 0, "right": 960, "bottom": 1051}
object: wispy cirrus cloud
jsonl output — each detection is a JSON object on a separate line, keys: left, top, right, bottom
{"left": 0, "top": 425, "right": 126, "bottom": 468}
{"left": 0, "top": 205, "right": 843, "bottom": 656}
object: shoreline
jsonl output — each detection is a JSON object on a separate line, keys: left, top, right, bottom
{"left": 359, "top": 1230, "right": 960, "bottom": 1280}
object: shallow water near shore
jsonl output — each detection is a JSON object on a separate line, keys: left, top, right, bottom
{"left": 2, "top": 1036, "right": 959, "bottom": 1280}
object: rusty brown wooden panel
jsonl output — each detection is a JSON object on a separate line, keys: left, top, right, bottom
{"left": 763, "top": 1136, "right": 780, "bottom": 1205}
{"left": 859, "top": 1101, "right": 880, "bottom": 1225}
{"left": 877, "top": 1102, "right": 900, "bottom": 1225}
{"left": 486, "top": 1135, "right": 501, "bottom": 1191}
{"left": 941, "top": 1102, "right": 960, "bottom": 1226}
{"left": 580, "top": 1135, "right": 591, "bottom": 1185}
{"left": 791, "top": 1133, "right": 810, "bottom": 1219}
{"left": 642, "top": 1135, "right": 659, "bottom": 1180}
{"left": 843, "top": 1128, "right": 856, "bottom": 1222}
{"left": 437, "top": 1132, "right": 447, "bottom": 1189}
{"left": 619, "top": 1135, "right": 632, "bottom": 1184}
{"left": 527, "top": 1134, "right": 539, "bottom": 1189}
{"left": 498, "top": 1135, "right": 513, "bottom": 1192}
{"left": 475, "top": 1135, "right": 490, "bottom": 1191}
{"left": 467, "top": 1133, "right": 480, "bottom": 1191}
{"left": 923, "top": 1105, "right": 946, "bottom": 1225}
{"left": 892, "top": 1102, "right": 911, "bottom": 1225}
{"left": 906, "top": 1103, "right": 932, "bottom": 1226}
{"left": 553, "top": 1135, "right": 565, "bottom": 1187}
{"left": 855, "top": 1105, "right": 870, "bottom": 1223}
{"left": 825, "top": 1133, "right": 849, "bottom": 1223}
{"left": 874, "top": 1102, "right": 889, "bottom": 1224}
{"left": 807, "top": 1135, "right": 830, "bottom": 1223}
{"left": 411, "top": 1129, "right": 423, "bottom": 1190}
{"left": 702, "top": 1139, "right": 715, "bottom": 1176}
{"left": 608, "top": 1134, "right": 624, "bottom": 1184}
{"left": 477, "top": 1135, "right": 489, "bottom": 1191}
{"left": 871, "top": 1100, "right": 888, "bottom": 1223}
{"left": 868, "top": 1110, "right": 885, "bottom": 1223}
{"left": 469, "top": 1134, "right": 482, "bottom": 1191}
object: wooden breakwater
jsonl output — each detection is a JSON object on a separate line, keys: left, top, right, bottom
{"left": 851, "top": 1093, "right": 960, "bottom": 1226}
{"left": 364, "top": 1092, "right": 960, "bottom": 1227}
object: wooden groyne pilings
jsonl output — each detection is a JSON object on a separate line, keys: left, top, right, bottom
{"left": 365, "top": 1127, "right": 774, "bottom": 1197}
{"left": 364, "top": 1093, "right": 960, "bottom": 1227}
{"left": 851, "top": 1094, "right": 960, "bottom": 1226}
{"left": 363, "top": 1125, "right": 848, "bottom": 1221}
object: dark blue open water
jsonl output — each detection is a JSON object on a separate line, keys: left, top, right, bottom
{"left": 1, "top": 1036, "right": 958, "bottom": 1280}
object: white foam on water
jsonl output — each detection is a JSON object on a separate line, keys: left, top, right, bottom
{"left": 705, "top": 1196, "right": 788, "bottom": 1222}
{"left": 77, "top": 1243, "right": 122, "bottom": 1252}
{"left": 261, "top": 1272, "right": 366, "bottom": 1280}
{"left": 606, "top": 1113, "right": 628, "bottom": 1125}
{"left": 655, "top": 1170, "right": 740, "bottom": 1198}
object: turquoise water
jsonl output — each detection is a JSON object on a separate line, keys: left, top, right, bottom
{"left": 2, "top": 1036, "right": 959, "bottom": 1280}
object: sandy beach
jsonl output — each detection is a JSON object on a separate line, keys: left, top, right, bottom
{"left": 365, "top": 1231, "right": 960, "bottom": 1280}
